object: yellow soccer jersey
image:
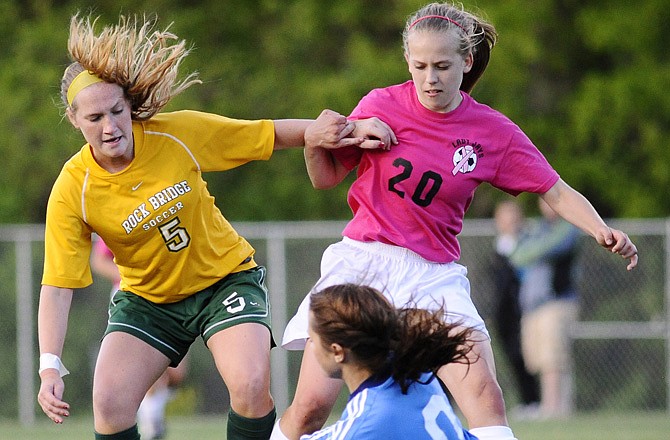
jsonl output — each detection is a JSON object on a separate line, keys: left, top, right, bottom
{"left": 42, "top": 110, "right": 274, "bottom": 303}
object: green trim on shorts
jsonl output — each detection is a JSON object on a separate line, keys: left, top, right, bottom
{"left": 104, "top": 266, "right": 273, "bottom": 367}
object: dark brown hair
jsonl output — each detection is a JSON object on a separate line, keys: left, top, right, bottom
{"left": 310, "top": 283, "right": 474, "bottom": 393}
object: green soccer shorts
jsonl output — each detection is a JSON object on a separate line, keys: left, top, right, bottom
{"left": 104, "top": 266, "right": 273, "bottom": 366}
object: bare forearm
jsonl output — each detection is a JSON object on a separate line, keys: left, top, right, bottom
{"left": 541, "top": 178, "right": 638, "bottom": 269}
{"left": 273, "top": 119, "right": 313, "bottom": 150}
{"left": 304, "top": 146, "right": 348, "bottom": 189}
{"left": 38, "top": 285, "right": 73, "bottom": 356}
{"left": 541, "top": 179, "right": 606, "bottom": 238}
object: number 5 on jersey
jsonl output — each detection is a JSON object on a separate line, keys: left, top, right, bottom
{"left": 158, "top": 217, "right": 191, "bottom": 252}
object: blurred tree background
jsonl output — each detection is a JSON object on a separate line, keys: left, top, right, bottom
{"left": 1, "top": 0, "right": 668, "bottom": 224}
{"left": 1, "top": 0, "right": 668, "bottom": 422}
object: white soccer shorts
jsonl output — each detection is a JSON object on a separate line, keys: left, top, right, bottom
{"left": 282, "top": 237, "right": 489, "bottom": 350}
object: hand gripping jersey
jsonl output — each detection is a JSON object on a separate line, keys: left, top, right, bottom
{"left": 334, "top": 81, "right": 560, "bottom": 263}
{"left": 301, "top": 373, "right": 478, "bottom": 440}
{"left": 42, "top": 110, "right": 274, "bottom": 303}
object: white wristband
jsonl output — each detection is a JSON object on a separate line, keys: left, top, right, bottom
{"left": 39, "top": 353, "right": 70, "bottom": 377}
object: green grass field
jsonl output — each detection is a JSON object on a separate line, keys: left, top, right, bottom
{"left": 3, "top": 411, "right": 669, "bottom": 440}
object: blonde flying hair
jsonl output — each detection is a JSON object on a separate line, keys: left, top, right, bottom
{"left": 61, "top": 13, "right": 201, "bottom": 120}
{"left": 403, "top": 2, "right": 497, "bottom": 94}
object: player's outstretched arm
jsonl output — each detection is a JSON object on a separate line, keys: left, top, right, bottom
{"left": 540, "top": 179, "right": 638, "bottom": 270}
{"left": 37, "top": 285, "right": 73, "bottom": 423}
{"left": 302, "top": 109, "right": 397, "bottom": 189}
{"left": 304, "top": 109, "right": 395, "bottom": 150}
{"left": 273, "top": 109, "right": 395, "bottom": 151}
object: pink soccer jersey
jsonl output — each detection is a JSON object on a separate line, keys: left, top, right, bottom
{"left": 333, "top": 81, "right": 559, "bottom": 263}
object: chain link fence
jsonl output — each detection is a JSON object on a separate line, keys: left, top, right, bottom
{"left": 461, "top": 219, "right": 668, "bottom": 413}
{"left": 2, "top": 219, "right": 667, "bottom": 424}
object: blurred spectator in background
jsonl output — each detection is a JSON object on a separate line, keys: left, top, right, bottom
{"left": 490, "top": 200, "right": 540, "bottom": 417}
{"left": 92, "top": 238, "right": 188, "bottom": 440}
{"left": 510, "top": 198, "right": 581, "bottom": 419}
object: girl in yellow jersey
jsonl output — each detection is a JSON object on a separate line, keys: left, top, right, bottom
{"left": 36, "top": 14, "right": 394, "bottom": 440}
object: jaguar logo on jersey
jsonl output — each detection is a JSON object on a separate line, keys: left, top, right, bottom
{"left": 451, "top": 139, "right": 484, "bottom": 176}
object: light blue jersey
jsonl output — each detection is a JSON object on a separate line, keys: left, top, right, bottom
{"left": 301, "top": 374, "right": 477, "bottom": 440}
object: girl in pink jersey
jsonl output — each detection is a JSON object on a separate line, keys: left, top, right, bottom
{"left": 273, "top": 3, "right": 638, "bottom": 440}
{"left": 37, "top": 13, "right": 392, "bottom": 440}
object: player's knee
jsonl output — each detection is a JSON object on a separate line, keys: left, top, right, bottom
{"left": 227, "top": 376, "right": 273, "bottom": 416}
{"left": 282, "top": 401, "right": 330, "bottom": 435}
{"left": 441, "top": 363, "right": 505, "bottom": 408}
{"left": 228, "top": 377, "right": 267, "bottom": 400}
{"left": 465, "top": 369, "right": 504, "bottom": 401}
{"left": 481, "top": 376, "right": 505, "bottom": 403}
{"left": 290, "top": 393, "right": 333, "bottom": 429}
{"left": 93, "top": 389, "right": 137, "bottom": 428}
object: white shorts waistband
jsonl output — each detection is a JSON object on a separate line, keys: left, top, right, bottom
{"left": 342, "top": 236, "right": 448, "bottom": 265}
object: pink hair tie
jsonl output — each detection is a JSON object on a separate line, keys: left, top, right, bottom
{"left": 409, "top": 14, "right": 467, "bottom": 33}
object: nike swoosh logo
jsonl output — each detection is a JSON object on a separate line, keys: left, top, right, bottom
{"left": 131, "top": 182, "right": 143, "bottom": 191}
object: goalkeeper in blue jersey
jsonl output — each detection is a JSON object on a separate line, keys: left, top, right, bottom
{"left": 301, "top": 284, "right": 479, "bottom": 440}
